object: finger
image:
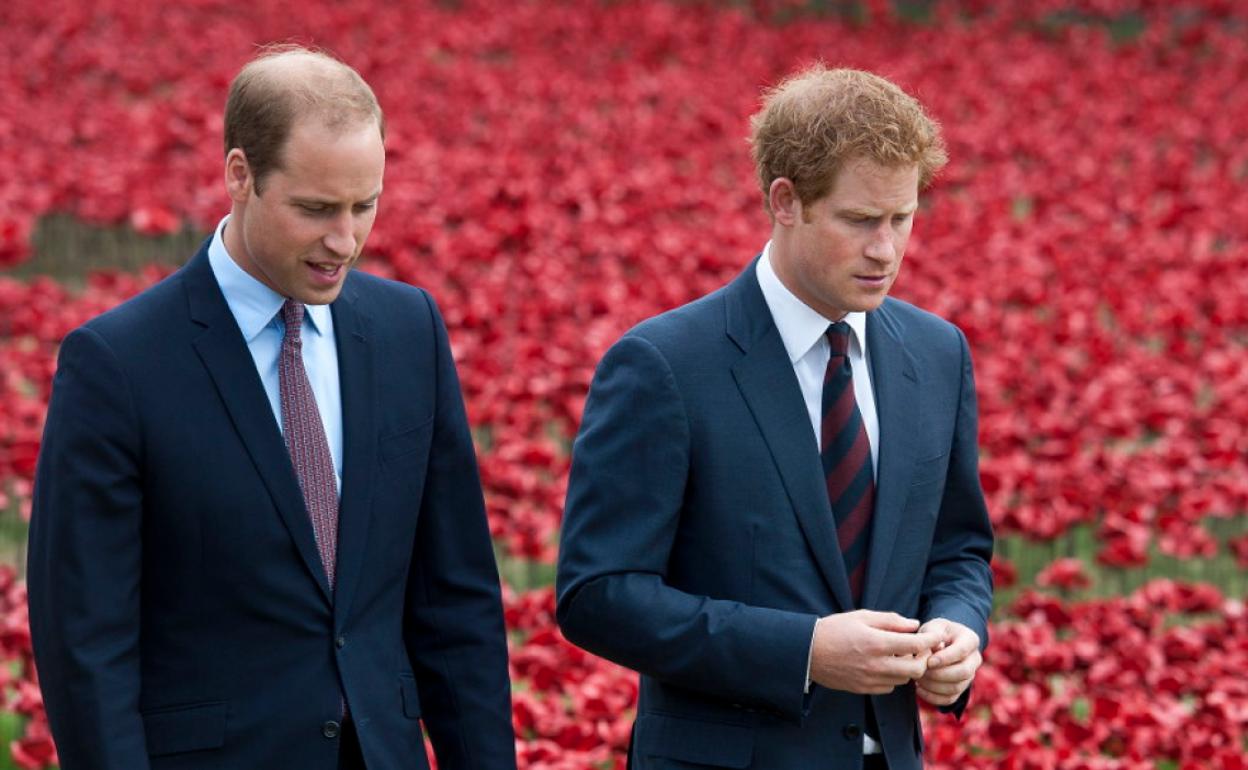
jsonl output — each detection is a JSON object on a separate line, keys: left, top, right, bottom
{"left": 933, "top": 643, "right": 978, "bottom": 673}
{"left": 858, "top": 611, "right": 921, "bottom": 634}
{"left": 842, "top": 672, "right": 901, "bottom": 695}
{"left": 918, "top": 683, "right": 943, "bottom": 703}
{"left": 870, "top": 628, "right": 943, "bottom": 657}
{"left": 907, "top": 629, "right": 947, "bottom": 655}
{"left": 933, "top": 654, "right": 982, "bottom": 687}
{"left": 922, "top": 657, "right": 978, "bottom": 684}
{"left": 916, "top": 671, "right": 968, "bottom": 695}
{"left": 916, "top": 672, "right": 969, "bottom": 696}
{"left": 929, "top": 638, "right": 982, "bottom": 669}
{"left": 873, "top": 653, "right": 929, "bottom": 682}
{"left": 870, "top": 667, "right": 922, "bottom": 689}
{"left": 920, "top": 666, "right": 967, "bottom": 686}
{"left": 916, "top": 683, "right": 959, "bottom": 706}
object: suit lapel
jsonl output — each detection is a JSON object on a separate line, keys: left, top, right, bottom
{"left": 183, "top": 249, "right": 333, "bottom": 605}
{"left": 328, "top": 281, "right": 375, "bottom": 628}
{"left": 862, "top": 305, "right": 919, "bottom": 609}
{"left": 726, "top": 263, "right": 855, "bottom": 611}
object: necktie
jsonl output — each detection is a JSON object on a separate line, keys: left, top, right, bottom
{"left": 821, "top": 322, "right": 875, "bottom": 604}
{"left": 279, "top": 300, "right": 339, "bottom": 590}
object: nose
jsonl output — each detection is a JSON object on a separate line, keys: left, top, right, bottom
{"left": 322, "top": 213, "right": 356, "bottom": 259}
{"left": 864, "top": 225, "right": 897, "bottom": 263}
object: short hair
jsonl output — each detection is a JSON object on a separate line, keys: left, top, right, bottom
{"left": 224, "top": 45, "right": 385, "bottom": 194}
{"left": 749, "top": 65, "right": 947, "bottom": 216}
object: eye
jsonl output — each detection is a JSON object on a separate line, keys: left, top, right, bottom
{"left": 893, "top": 213, "right": 913, "bottom": 225}
{"left": 299, "top": 204, "right": 330, "bottom": 215}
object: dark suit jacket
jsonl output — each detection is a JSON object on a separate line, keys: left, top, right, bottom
{"left": 28, "top": 244, "right": 516, "bottom": 770}
{"left": 556, "top": 260, "right": 993, "bottom": 770}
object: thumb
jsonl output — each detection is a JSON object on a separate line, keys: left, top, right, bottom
{"left": 857, "top": 610, "right": 920, "bottom": 634}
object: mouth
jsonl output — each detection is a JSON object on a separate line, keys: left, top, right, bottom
{"left": 306, "top": 261, "right": 346, "bottom": 285}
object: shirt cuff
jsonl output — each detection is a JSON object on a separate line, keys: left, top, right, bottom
{"left": 804, "top": 620, "right": 817, "bottom": 693}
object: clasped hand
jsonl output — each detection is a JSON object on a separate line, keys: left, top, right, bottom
{"left": 809, "top": 611, "right": 981, "bottom": 706}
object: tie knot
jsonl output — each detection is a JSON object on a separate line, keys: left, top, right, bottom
{"left": 826, "top": 321, "right": 851, "bottom": 357}
{"left": 282, "top": 300, "right": 305, "bottom": 343}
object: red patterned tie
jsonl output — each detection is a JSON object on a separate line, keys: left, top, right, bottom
{"left": 279, "top": 300, "right": 339, "bottom": 590}
{"left": 821, "top": 322, "right": 876, "bottom": 604}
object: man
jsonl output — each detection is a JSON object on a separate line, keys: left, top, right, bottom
{"left": 28, "top": 47, "right": 516, "bottom": 770}
{"left": 557, "top": 66, "right": 994, "bottom": 769}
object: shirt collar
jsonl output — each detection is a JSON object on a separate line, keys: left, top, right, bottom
{"left": 756, "top": 241, "right": 868, "bottom": 363}
{"left": 207, "top": 216, "right": 332, "bottom": 341}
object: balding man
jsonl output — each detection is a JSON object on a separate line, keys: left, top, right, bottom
{"left": 28, "top": 47, "right": 516, "bottom": 770}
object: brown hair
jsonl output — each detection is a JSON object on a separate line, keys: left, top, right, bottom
{"left": 224, "top": 45, "right": 385, "bottom": 194}
{"left": 749, "top": 65, "right": 946, "bottom": 216}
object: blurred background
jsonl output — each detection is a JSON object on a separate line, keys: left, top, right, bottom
{"left": 0, "top": 0, "right": 1245, "bottom": 767}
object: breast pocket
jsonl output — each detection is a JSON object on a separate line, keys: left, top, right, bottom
{"left": 379, "top": 418, "right": 434, "bottom": 474}
{"left": 909, "top": 452, "right": 949, "bottom": 487}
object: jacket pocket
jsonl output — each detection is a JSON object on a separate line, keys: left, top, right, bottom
{"left": 634, "top": 712, "right": 753, "bottom": 768}
{"left": 142, "top": 700, "right": 227, "bottom": 756}
{"left": 380, "top": 418, "right": 434, "bottom": 465}
{"left": 910, "top": 452, "right": 949, "bottom": 487}
{"left": 400, "top": 673, "right": 422, "bottom": 719}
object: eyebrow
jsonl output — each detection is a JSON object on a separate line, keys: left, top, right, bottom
{"left": 840, "top": 203, "right": 919, "bottom": 217}
{"left": 290, "top": 190, "right": 383, "bottom": 207}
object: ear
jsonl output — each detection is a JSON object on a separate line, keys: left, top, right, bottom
{"left": 769, "top": 177, "right": 801, "bottom": 227}
{"left": 224, "top": 148, "right": 253, "bottom": 203}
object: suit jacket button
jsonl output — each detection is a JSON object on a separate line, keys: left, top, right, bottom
{"left": 843, "top": 723, "right": 862, "bottom": 740}
{"left": 323, "top": 720, "right": 341, "bottom": 739}
{"left": 336, "top": 635, "right": 347, "bottom": 649}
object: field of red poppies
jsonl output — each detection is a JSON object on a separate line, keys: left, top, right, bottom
{"left": 2, "top": 0, "right": 1246, "bottom": 767}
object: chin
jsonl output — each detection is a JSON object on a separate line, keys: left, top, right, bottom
{"left": 853, "top": 296, "right": 888, "bottom": 314}
{"left": 296, "top": 287, "right": 346, "bottom": 306}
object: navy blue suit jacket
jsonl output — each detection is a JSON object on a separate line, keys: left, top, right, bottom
{"left": 28, "top": 245, "right": 516, "bottom": 770}
{"left": 557, "top": 260, "right": 993, "bottom": 769}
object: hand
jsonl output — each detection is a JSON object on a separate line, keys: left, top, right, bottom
{"left": 809, "top": 610, "right": 943, "bottom": 695}
{"left": 915, "top": 618, "right": 982, "bottom": 707}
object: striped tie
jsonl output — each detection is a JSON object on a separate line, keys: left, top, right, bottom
{"left": 279, "top": 300, "right": 339, "bottom": 590}
{"left": 821, "top": 322, "right": 875, "bottom": 604}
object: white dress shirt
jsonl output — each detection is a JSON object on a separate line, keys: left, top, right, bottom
{"left": 207, "top": 216, "right": 344, "bottom": 493}
{"left": 755, "top": 243, "right": 878, "bottom": 470}
{"left": 756, "top": 242, "right": 883, "bottom": 754}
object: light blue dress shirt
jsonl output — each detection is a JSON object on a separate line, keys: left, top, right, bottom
{"left": 206, "top": 216, "right": 344, "bottom": 493}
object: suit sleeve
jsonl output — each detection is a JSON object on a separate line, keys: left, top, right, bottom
{"left": 403, "top": 292, "right": 517, "bottom": 770}
{"left": 557, "top": 334, "right": 817, "bottom": 722}
{"left": 919, "top": 328, "right": 995, "bottom": 717}
{"left": 27, "top": 327, "right": 151, "bottom": 770}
